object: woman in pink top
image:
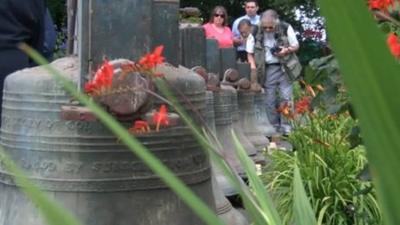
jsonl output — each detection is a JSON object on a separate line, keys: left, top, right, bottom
{"left": 202, "top": 6, "right": 234, "bottom": 48}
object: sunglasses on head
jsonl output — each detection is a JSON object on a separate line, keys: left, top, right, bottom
{"left": 214, "top": 13, "right": 225, "bottom": 18}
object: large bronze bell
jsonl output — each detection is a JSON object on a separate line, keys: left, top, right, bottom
{"left": 0, "top": 57, "right": 215, "bottom": 225}
{"left": 237, "top": 91, "right": 270, "bottom": 154}
{"left": 205, "top": 91, "right": 239, "bottom": 197}
{"left": 154, "top": 64, "right": 207, "bottom": 124}
{"left": 213, "top": 87, "right": 245, "bottom": 178}
{"left": 254, "top": 91, "right": 277, "bottom": 137}
{"left": 205, "top": 91, "right": 249, "bottom": 225}
{"left": 223, "top": 85, "right": 259, "bottom": 162}
{"left": 204, "top": 91, "right": 217, "bottom": 133}
{"left": 211, "top": 170, "right": 249, "bottom": 225}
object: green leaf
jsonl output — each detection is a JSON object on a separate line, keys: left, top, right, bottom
{"left": 231, "top": 130, "right": 283, "bottom": 225}
{"left": 318, "top": 0, "right": 400, "bottom": 224}
{"left": 293, "top": 165, "right": 317, "bottom": 225}
{"left": 378, "top": 21, "right": 392, "bottom": 33}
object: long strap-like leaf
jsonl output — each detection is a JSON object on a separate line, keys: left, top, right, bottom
{"left": 318, "top": 1, "right": 400, "bottom": 224}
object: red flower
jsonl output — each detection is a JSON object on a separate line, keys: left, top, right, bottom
{"left": 277, "top": 102, "right": 293, "bottom": 119}
{"left": 139, "top": 45, "right": 165, "bottom": 70}
{"left": 391, "top": 44, "right": 400, "bottom": 57}
{"left": 129, "top": 120, "right": 151, "bottom": 134}
{"left": 153, "top": 104, "right": 169, "bottom": 131}
{"left": 135, "top": 120, "right": 150, "bottom": 132}
{"left": 93, "top": 60, "right": 113, "bottom": 87}
{"left": 84, "top": 60, "right": 114, "bottom": 95}
{"left": 387, "top": 33, "right": 400, "bottom": 58}
{"left": 387, "top": 33, "right": 398, "bottom": 45}
{"left": 295, "top": 96, "right": 311, "bottom": 115}
{"left": 84, "top": 82, "right": 96, "bottom": 94}
{"left": 368, "top": 0, "right": 394, "bottom": 10}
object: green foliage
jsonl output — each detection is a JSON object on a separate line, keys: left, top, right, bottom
{"left": 53, "top": 28, "right": 67, "bottom": 59}
{"left": 262, "top": 112, "right": 381, "bottom": 225}
{"left": 46, "top": 0, "right": 66, "bottom": 27}
{"left": 304, "top": 54, "right": 348, "bottom": 112}
{"left": 318, "top": 0, "right": 400, "bottom": 224}
{"left": 298, "top": 39, "right": 329, "bottom": 65}
{"left": 232, "top": 131, "right": 282, "bottom": 225}
{"left": 293, "top": 165, "right": 317, "bottom": 225}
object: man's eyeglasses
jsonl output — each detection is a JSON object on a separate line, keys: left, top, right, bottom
{"left": 263, "top": 26, "right": 274, "bottom": 30}
{"left": 214, "top": 13, "right": 225, "bottom": 18}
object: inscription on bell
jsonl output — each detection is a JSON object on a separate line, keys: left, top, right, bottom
{"left": 2, "top": 116, "right": 102, "bottom": 133}
{"left": 20, "top": 159, "right": 58, "bottom": 173}
{"left": 0, "top": 154, "right": 207, "bottom": 178}
{"left": 91, "top": 161, "right": 151, "bottom": 174}
{"left": 2, "top": 117, "right": 56, "bottom": 130}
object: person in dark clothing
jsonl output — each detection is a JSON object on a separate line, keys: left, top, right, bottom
{"left": 43, "top": 8, "right": 57, "bottom": 61}
{"left": 0, "top": 0, "right": 46, "bottom": 123}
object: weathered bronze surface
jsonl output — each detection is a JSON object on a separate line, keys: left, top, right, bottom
{"left": 213, "top": 87, "right": 246, "bottom": 178}
{"left": 224, "top": 86, "right": 258, "bottom": 160}
{"left": 237, "top": 91, "right": 269, "bottom": 154}
{"left": 205, "top": 91, "right": 237, "bottom": 197}
{"left": 0, "top": 57, "right": 214, "bottom": 225}
{"left": 223, "top": 68, "right": 240, "bottom": 83}
{"left": 236, "top": 62, "right": 251, "bottom": 80}
{"left": 205, "top": 39, "right": 220, "bottom": 76}
{"left": 207, "top": 73, "right": 220, "bottom": 91}
{"left": 154, "top": 64, "right": 207, "bottom": 124}
{"left": 204, "top": 91, "right": 217, "bottom": 134}
{"left": 152, "top": 0, "right": 179, "bottom": 66}
{"left": 179, "top": 27, "right": 206, "bottom": 68}
{"left": 79, "top": 0, "right": 179, "bottom": 81}
{"left": 220, "top": 48, "right": 236, "bottom": 80}
{"left": 211, "top": 171, "right": 249, "bottom": 225}
{"left": 237, "top": 78, "right": 251, "bottom": 90}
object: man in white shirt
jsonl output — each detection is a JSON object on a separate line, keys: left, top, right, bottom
{"left": 246, "top": 9, "right": 300, "bottom": 135}
{"left": 232, "top": 0, "right": 260, "bottom": 61}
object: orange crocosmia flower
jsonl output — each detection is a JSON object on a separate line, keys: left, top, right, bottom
{"left": 391, "top": 44, "right": 400, "bottom": 58}
{"left": 277, "top": 102, "right": 292, "bottom": 118}
{"left": 295, "top": 96, "right": 311, "bottom": 114}
{"left": 153, "top": 104, "right": 170, "bottom": 126}
{"left": 387, "top": 33, "right": 400, "bottom": 58}
{"left": 84, "top": 60, "right": 114, "bottom": 95}
{"left": 84, "top": 82, "right": 96, "bottom": 94}
{"left": 133, "top": 120, "right": 150, "bottom": 133}
{"left": 368, "top": 0, "right": 394, "bottom": 10}
{"left": 387, "top": 33, "right": 398, "bottom": 45}
{"left": 139, "top": 45, "right": 165, "bottom": 70}
{"left": 93, "top": 60, "right": 113, "bottom": 87}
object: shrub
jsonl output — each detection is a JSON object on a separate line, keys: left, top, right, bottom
{"left": 262, "top": 111, "right": 381, "bottom": 225}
